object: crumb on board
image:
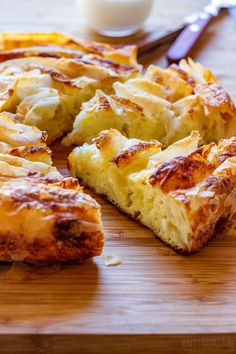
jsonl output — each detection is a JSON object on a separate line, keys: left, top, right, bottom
{"left": 103, "top": 254, "right": 123, "bottom": 267}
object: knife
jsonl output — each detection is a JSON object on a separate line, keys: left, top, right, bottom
{"left": 136, "top": 25, "right": 184, "bottom": 56}
{"left": 119, "top": 14, "right": 200, "bottom": 56}
{"left": 166, "top": 0, "right": 236, "bottom": 64}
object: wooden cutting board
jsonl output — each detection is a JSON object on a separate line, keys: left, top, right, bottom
{"left": 1, "top": 145, "right": 236, "bottom": 354}
{"left": 0, "top": 1, "right": 236, "bottom": 353}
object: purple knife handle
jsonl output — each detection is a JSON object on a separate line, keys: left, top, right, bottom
{"left": 166, "top": 11, "right": 214, "bottom": 64}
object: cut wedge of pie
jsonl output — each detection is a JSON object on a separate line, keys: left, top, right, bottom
{"left": 68, "top": 129, "right": 236, "bottom": 254}
{"left": 0, "top": 173, "right": 104, "bottom": 262}
{"left": 0, "top": 109, "right": 104, "bottom": 263}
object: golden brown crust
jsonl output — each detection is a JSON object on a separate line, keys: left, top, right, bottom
{"left": 25, "top": 64, "right": 77, "bottom": 86}
{"left": 95, "top": 90, "right": 113, "bottom": 110}
{"left": 0, "top": 49, "right": 62, "bottom": 62}
{"left": 172, "top": 172, "right": 235, "bottom": 252}
{"left": 215, "top": 136, "right": 236, "bottom": 165}
{"left": 92, "top": 129, "right": 119, "bottom": 150}
{"left": 0, "top": 32, "right": 139, "bottom": 67}
{"left": 110, "top": 141, "right": 161, "bottom": 167}
{"left": 169, "top": 64, "right": 196, "bottom": 87}
{"left": 195, "top": 83, "right": 236, "bottom": 114}
{"left": 0, "top": 175, "right": 104, "bottom": 263}
{"left": 110, "top": 95, "right": 145, "bottom": 114}
{"left": 0, "top": 112, "right": 50, "bottom": 163}
{"left": 8, "top": 146, "right": 51, "bottom": 160}
{"left": 149, "top": 145, "right": 215, "bottom": 192}
{"left": 0, "top": 173, "right": 61, "bottom": 186}
{"left": 0, "top": 51, "right": 139, "bottom": 79}
{"left": 76, "top": 56, "right": 139, "bottom": 76}
{"left": 178, "top": 58, "right": 220, "bottom": 85}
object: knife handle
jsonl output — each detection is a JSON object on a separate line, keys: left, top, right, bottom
{"left": 166, "top": 11, "right": 214, "bottom": 64}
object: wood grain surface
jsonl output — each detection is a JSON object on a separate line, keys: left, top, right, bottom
{"left": 0, "top": 1, "right": 236, "bottom": 353}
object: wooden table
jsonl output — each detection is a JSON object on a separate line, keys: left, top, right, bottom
{"left": 0, "top": 1, "right": 236, "bottom": 353}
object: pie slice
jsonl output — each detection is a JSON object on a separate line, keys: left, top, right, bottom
{"left": 0, "top": 32, "right": 140, "bottom": 143}
{"left": 68, "top": 129, "right": 236, "bottom": 254}
{"left": 0, "top": 111, "right": 60, "bottom": 177}
{"left": 0, "top": 109, "right": 104, "bottom": 263}
{"left": 64, "top": 59, "right": 236, "bottom": 147}
{"left": 0, "top": 173, "right": 104, "bottom": 263}
{"left": 0, "top": 143, "right": 104, "bottom": 262}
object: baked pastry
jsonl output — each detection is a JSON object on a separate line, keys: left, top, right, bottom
{"left": 64, "top": 59, "right": 236, "bottom": 147}
{"left": 0, "top": 111, "right": 52, "bottom": 163}
{"left": 68, "top": 129, "right": 236, "bottom": 254}
{"left": 0, "top": 173, "right": 104, "bottom": 262}
{"left": 0, "top": 111, "right": 60, "bottom": 177}
{"left": 0, "top": 110, "right": 104, "bottom": 263}
{"left": 0, "top": 32, "right": 138, "bottom": 66}
{"left": 0, "top": 32, "right": 140, "bottom": 143}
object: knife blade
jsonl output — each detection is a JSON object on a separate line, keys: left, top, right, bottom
{"left": 135, "top": 25, "right": 185, "bottom": 56}
{"left": 166, "top": 0, "right": 236, "bottom": 64}
{"left": 121, "top": 13, "right": 201, "bottom": 56}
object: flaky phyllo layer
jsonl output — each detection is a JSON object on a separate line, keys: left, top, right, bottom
{"left": 0, "top": 32, "right": 140, "bottom": 143}
{"left": 0, "top": 111, "right": 56, "bottom": 169}
{"left": 65, "top": 59, "right": 236, "bottom": 147}
{"left": 0, "top": 111, "right": 104, "bottom": 263}
{"left": 0, "top": 174, "right": 104, "bottom": 262}
{"left": 69, "top": 129, "right": 236, "bottom": 253}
